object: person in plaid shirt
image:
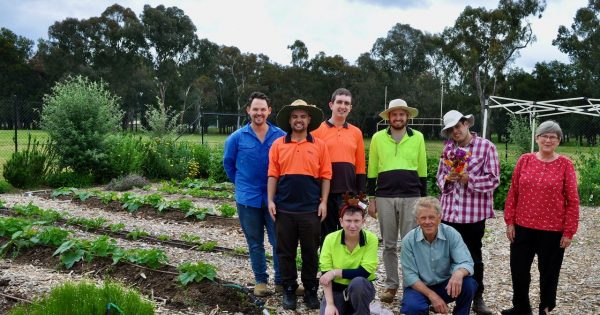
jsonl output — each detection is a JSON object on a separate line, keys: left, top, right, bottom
{"left": 435, "top": 110, "right": 499, "bottom": 315}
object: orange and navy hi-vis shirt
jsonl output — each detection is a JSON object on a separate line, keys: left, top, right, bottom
{"left": 312, "top": 121, "right": 366, "bottom": 194}
{"left": 268, "top": 133, "right": 332, "bottom": 212}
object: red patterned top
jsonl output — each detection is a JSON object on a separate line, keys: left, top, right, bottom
{"left": 504, "top": 153, "right": 580, "bottom": 238}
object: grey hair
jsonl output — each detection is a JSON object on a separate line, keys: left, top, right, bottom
{"left": 535, "top": 120, "right": 562, "bottom": 140}
{"left": 412, "top": 196, "right": 442, "bottom": 217}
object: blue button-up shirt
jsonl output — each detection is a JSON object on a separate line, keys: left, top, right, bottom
{"left": 223, "top": 122, "right": 285, "bottom": 208}
{"left": 401, "top": 223, "right": 474, "bottom": 288}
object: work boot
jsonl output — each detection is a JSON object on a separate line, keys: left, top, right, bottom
{"left": 282, "top": 284, "right": 297, "bottom": 310}
{"left": 253, "top": 283, "right": 268, "bottom": 297}
{"left": 379, "top": 288, "right": 397, "bottom": 303}
{"left": 500, "top": 307, "right": 533, "bottom": 315}
{"left": 472, "top": 293, "right": 493, "bottom": 315}
{"left": 303, "top": 286, "right": 320, "bottom": 309}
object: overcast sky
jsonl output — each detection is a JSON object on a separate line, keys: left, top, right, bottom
{"left": 0, "top": 0, "right": 587, "bottom": 72}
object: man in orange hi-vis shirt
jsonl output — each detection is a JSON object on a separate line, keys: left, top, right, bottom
{"left": 268, "top": 99, "right": 332, "bottom": 311}
{"left": 312, "top": 88, "right": 366, "bottom": 246}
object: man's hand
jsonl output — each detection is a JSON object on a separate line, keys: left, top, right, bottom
{"left": 446, "top": 269, "right": 466, "bottom": 298}
{"left": 428, "top": 292, "right": 448, "bottom": 314}
{"left": 318, "top": 201, "right": 327, "bottom": 222}
{"left": 458, "top": 172, "right": 468, "bottom": 184}
{"left": 506, "top": 224, "right": 515, "bottom": 243}
{"left": 368, "top": 199, "right": 377, "bottom": 219}
{"left": 268, "top": 201, "right": 277, "bottom": 221}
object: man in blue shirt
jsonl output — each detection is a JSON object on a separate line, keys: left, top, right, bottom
{"left": 400, "top": 197, "right": 477, "bottom": 315}
{"left": 223, "top": 91, "right": 286, "bottom": 296}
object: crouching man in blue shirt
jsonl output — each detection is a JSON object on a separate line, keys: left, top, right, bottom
{"left": 400, "top": 197, "right": 477, "bottom": 315}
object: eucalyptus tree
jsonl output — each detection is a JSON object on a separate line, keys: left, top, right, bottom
{"left": 440, "top": 0, "right": 546, "bottom": 128}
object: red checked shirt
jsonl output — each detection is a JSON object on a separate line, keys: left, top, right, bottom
{"left": 504, "top": 153, "right": 579, "bottom": 238}
{"left": 436, "top": 133, "right": 500, "bottom": 223}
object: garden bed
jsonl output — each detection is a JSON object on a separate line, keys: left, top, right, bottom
{"left": 1, "top": 189, "right": 599, "bottom": 314}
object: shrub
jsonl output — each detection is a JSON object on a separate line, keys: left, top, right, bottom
{"left": 144, "top": 98, "right": 184, "bottom": 138}
{"left": 0, "top": 180, "right": 12, "bottom": 193}
{"left": 101, "top": 134, "right": 146, "bottom": 181}
{"left": 141, "top": 138, "right": 195, "bottom": 180}
{"left": 7, "top": 280, "right": 154, "bottom": 315}
{"left": 576, "top": 150, "right": 600, "bottom": 206}
{"left": 105, "top": 174, "right": 150, "bottom": 192}
{"left": 191, "top": 144, "right": 211, "bottom": 178}
{"left": 507, "top": 114, "right": 531, "bottom": 155}
{"left": 40, "top": 75, "right": 123, "bottom": 178}
{"left": 45, "top": 169, "right": 94, "bottom": 188}
{"left": 426, "top": 156, "right": 441, "bottom": 197}
{"left": 208, "top": 144, "right": 228, "bottom": 183}
{"left": 494, "top": 159, "right": 515, "bottom": 211}
{"left": 2, "top": 135, "right": 57, "bottom": 188}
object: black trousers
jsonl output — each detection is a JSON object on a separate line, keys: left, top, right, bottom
{"left": 320, "top": 193, "right": 343, "bottom": 246}
{"left": 442, "top": 219, "right": 486, "bottom": 295}
{"left": 510, "top": 225, "right": 565, "bottom": 313}
{"left": 276, "top": 211, "right": 321, "bottom": 290}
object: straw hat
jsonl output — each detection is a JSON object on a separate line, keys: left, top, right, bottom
{"left": 276, "top": 99, "right": 324, "bottom": 132}
{"left": 379, "top": 99, "right": 419, "bottom": 120}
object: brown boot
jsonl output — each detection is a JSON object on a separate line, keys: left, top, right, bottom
{"left": 472, "top": 293, "right": 493, "bottom": 315}
{"left": 379, "top": 288, "right": 397, "bottom": 303}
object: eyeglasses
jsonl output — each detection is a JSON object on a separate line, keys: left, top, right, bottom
{"left": 538, "top": 135, "right": 559, "bottom": 141}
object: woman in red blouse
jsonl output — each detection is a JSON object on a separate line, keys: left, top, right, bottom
{"left": 502, "top": 120, "right": 579, "bottom": 315}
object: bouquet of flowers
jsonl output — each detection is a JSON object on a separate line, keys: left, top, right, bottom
{"left": 441, "top": 142, "right": 472, "bottom": 179}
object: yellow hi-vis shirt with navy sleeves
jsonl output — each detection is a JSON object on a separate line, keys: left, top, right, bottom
{"left": 319, "top": 229, "right": 378, "bottom": 290}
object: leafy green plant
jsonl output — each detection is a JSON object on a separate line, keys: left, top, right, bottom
{"left": 218, "top": 204, "right": 237, "bottom": 217}
{"left": 181, "top": 233, "right": 202, "bottom": 244}
{"left": 2, "top": 135, "right": 57, "bottom": 188}
{"left": 233, "top": 247, "right": 248, "bottom": 255}
{"left": 0, "top": 180, "right": 13, "bottom": 193}
{"left": 31, "top": 226, "right": 70, "bottom": 247}
{"left": 74, "top": 190, "right": 93, "bottom": 201}
{"left": 576, "top": 150, "right": 600, "bottom": 206}
{"left": 51, "top": 187, "right": 77, "bottom": 198}
{"left": 208, "top": 144, "right": 228, "bottom": 183}
{"left": 144, "top": 97, "right": 184, "bottom": 138}
{"left": 116, "top": 248, "right": 168, "bottom": 269}
{"left": 88, "top": 235, "right": 118, "bottom": 258}
{"left": 12, "top": 203, "right": 63, "bottom": 223}
{"left": 45, "top": 169, "right": 93, "bottom": 188}
{"left": 157, "top": 234, "right": 171, "bottom": 241}
{"left": 66, "top": 216, "right": 107, "bottom": 231}
{"left": 40, "top": 75, "right": 123, "bottom": 179}
{"left": 126, "top": 228, "right": 150, "bottom": 240}
{"left": 178, "top": 261, "right": 217, "bottom": 285}
{"left": 108, "top": 223, "right": 126, "bottom": 233}
{"left": 143, "top": 193, "right": 169, "bottom": 212}
{"left": 120, "top": 192, "right": 143, "bottom": 212}
{"left": 185, "top": 207, "right": 210, "bottom": 220}
{"left": 198, "top": 240, "right": 218, "bottom": 252}
{"left": 102, "top": 135, "right": 146, "bottom": 180}
{"left": 98, "top": 191, "right": 119, "bottom": 204}
{"left": 53, "top": 239, "right": 91, "bottom": 269}
{"left": 494, "top": 159, "right": 515, "bottom": 211}
{"left": 7, "top": 280, "right": 155, "bottom": 315}
{"left": 171, "top": 198, "right": 194, "bottom": 212}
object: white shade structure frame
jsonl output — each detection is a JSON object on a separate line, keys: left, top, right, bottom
{"left": 483, "top": 96, "right": 600, "bottom": 152}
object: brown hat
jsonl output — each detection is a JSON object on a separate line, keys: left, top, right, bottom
{"left": 276, "top": 99, "right": 324, "bottom": 132}
{"left": 379, "top": 99, "right": 419, "bottom": 120}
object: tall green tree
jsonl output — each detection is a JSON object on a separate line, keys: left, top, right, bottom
{"left": 441, "top": 0, "right": 546, "bottom": 130}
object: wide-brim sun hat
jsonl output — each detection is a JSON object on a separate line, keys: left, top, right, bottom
{"left": 379, "top": 99, "right": 419, "bottom": 120}
{"left": 440, "top": 110, "right": 475, "bottom": 136}
{"left": 276, "top": 99, "right": 324, "bottom": 133}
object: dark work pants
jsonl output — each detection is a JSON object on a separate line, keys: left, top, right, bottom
{"left": 320, "top": 193, "right": 343, "bottom": 246}
{"left": 276, "top": 211, "right": 321, "bottom": 290}
{"left": 442, "top": 220, "right": 486, "bottom": 295}
{"left": 510, "top": 225, "right": 565, "bottom": 313}
{"left": 319, "top": 277, "right": 375, "bottom": 315}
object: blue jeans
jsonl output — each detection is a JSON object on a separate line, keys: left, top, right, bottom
{"left": 400, "top": 276, "right": 477, "bottom": 315}
{"left": 237, "top": 203, "right": 281, "bottom": 284}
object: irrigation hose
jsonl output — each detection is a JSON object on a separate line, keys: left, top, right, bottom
{"left": 106, "top": 302, "right": 124, "bottom": 315}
